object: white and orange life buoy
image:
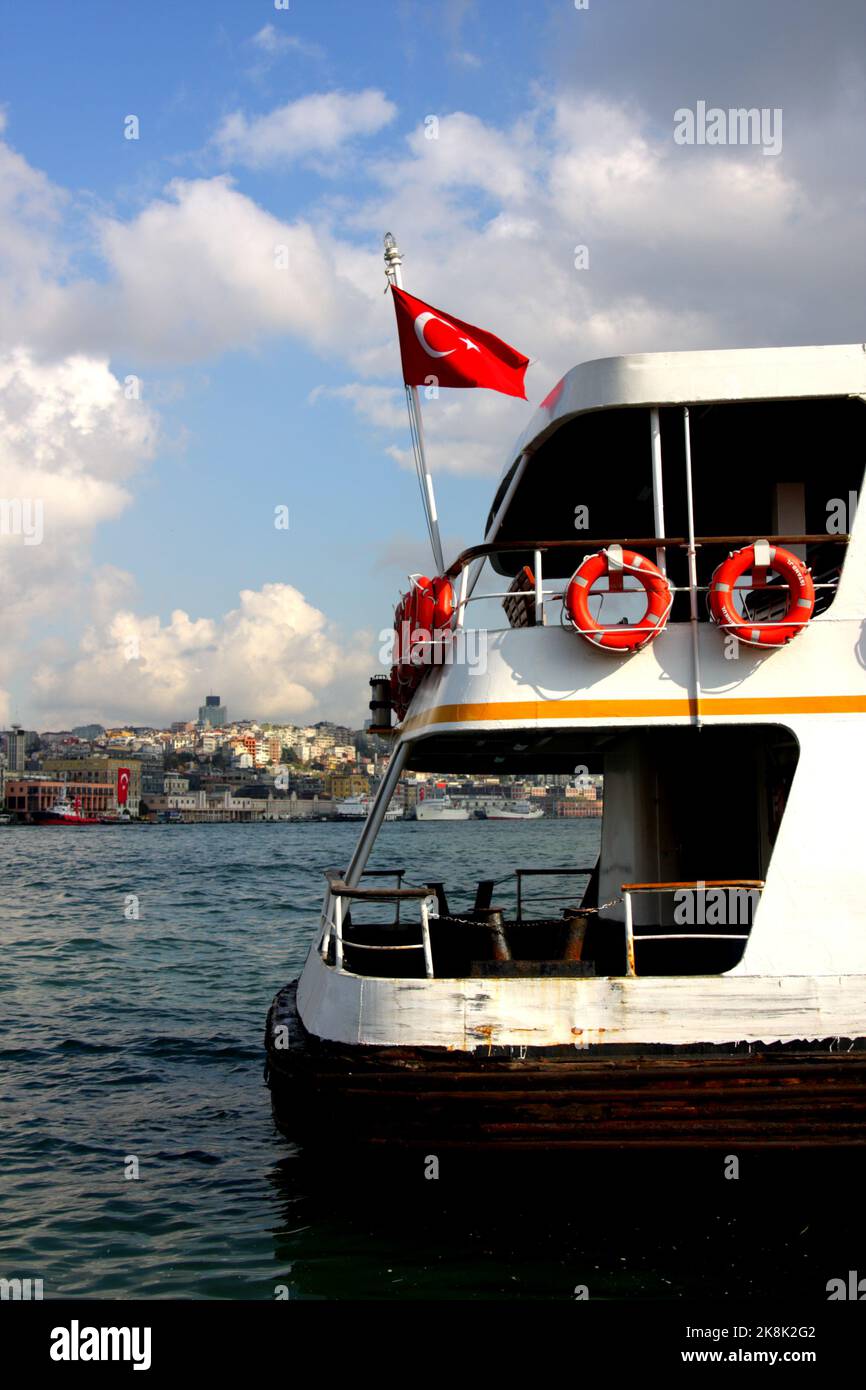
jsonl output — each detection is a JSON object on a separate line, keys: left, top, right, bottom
{"left": 708, "top": 542, "right": 815, "bottom": 647}
{"left": 565, "top": 546, "right": 672, "bottom": 653}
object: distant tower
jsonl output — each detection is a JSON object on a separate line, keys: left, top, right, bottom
{"left": 6, "top": 724, "right": 26, "bottom": 772}
{"left": 197, "top": 694, "right": 227, "bottom": 728}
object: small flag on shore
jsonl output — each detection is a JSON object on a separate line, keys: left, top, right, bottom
{"left": 391, "top": 285, "right": 529, "bottom": 400}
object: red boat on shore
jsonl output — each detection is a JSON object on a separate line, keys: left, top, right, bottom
{"left": 31, "top": 795, "right": 101, "bottom": 826}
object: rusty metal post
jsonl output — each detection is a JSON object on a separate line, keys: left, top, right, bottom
{"left": 562, "top": 909, "right": 589, "bottom": 961}
{"left": 476, "top": 906, "right": 511, "bottom": 962}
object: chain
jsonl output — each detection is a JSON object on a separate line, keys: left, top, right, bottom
{"left": 423, "top": 896, "right": 623, "bottom": 925}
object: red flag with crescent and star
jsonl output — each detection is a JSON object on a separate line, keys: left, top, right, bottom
{"left": 117, "top": 767, "right": 130, "bottom": 806}
{"left": 391, "top": 285, "right": 529, "bottom": 400}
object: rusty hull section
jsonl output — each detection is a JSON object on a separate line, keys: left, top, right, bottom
{"left": 265, "top": 982, "right": 866, "bottom": 1151}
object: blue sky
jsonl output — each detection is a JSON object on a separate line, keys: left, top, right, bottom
{"left": 1, "top": 0, "right": 864, "bottom": 727}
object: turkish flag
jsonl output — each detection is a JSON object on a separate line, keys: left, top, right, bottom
{"left": 391, "top": 286, "right": 529, "bottom": 400}
{"left": 117, "top": 767, "right": 130, "bottom": 806}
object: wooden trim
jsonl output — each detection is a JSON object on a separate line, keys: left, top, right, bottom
{"left": 623, "top": 879, "right": 765, "bottom": 891}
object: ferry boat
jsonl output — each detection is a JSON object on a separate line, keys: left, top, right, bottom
{"left": 485, "top": 798, "right": 544, "bottom": 820}
{"left": 414, "top": 790, "right": 470, "bottom": 821}
{"left": 336, "top": 795, "right": 402, "bottom": 821}
{"left": 266, "top": 341, "right": 866, "bottom": 1152}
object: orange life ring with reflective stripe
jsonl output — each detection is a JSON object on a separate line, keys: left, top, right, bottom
{"left": 565, "top": 547, "right": 672, "bottom": 653}
{"left": 708, "top": 543, "right": 815, "bottom": 647}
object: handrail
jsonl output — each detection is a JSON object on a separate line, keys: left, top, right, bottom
{"left": 324, "top": 872, "right": 431, "bottom": 902}
{"left": 446, "top": 534, "right": 848, "bottom": 579}
{"left": 322, "top": 871, "right": 434, "bottom": 977}
{"left": 620, "top": 879, "right": 764, "bottom": 977}
{"left": 623, "top": 878, "right": 765, "bottom": 891}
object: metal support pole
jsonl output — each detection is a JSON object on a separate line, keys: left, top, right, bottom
{"left": 623, "top": 890, "right": 636, "bottom": 978}
{"left": 319, "top": 883, "right": 333, "bottom": 958}
{"left": 533, "top": 548, "right": 544, "bottom": 625}
{"left": 344, "top": 740, "right": 409, "bottom": 888}
{"left": 649, "top": 408, "right": 666, "bottom": 575}
{"left": 384, "top": 233, "right": 445, "bottom": 575}
{"left": 455, "top": 563, "right": 470, "bottom": 630}
{"left": 419, "top": 898, "right": 434, "bottom": 979}
{"left": 333, "top": 895, "right": 344, "bottom": 971}
{"left": 683, "top": 406, "right": 703, "bottom": 730}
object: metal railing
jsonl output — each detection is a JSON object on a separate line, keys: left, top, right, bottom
{"left": 319, "top": 869, "right": 434, "bottom": 978}
{"left": 515, "top": 866, "right": 596, "bottom": 922}
{"left": 620, "top": 879, "right": 765, "bottom": 977}
{"left": 445, "top": 535, "right": 848, "bottom": 630}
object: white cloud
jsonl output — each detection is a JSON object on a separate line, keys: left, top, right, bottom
{"left": 30, "top": 582, "right": 374, "bottom": 727}
{"left": 309, "top": 383, "right": 407, "bottom": 432}
{"left": 399, "top": 111, "right": 534, "bottom": 202}
{"left": 250, "top": 23, "right": 323, "bottom": 60}
{"left": 66, "top": 176, "right": 374, "bottom": 364}
{"left": 0, "top": 351, "right": 158, "bottom": 705}
{"left": 215, "top": 89, "right": 396, "bottom": 169}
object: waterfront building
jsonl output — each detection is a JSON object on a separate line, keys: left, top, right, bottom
{"left": 4, "top": 776, "right": 114, "bottom": 819}
{"left": 325, "top": 773, "right": 370, "bottom": 800}
{"left": 41, "top": 757, "right": 142, "bottom": 814}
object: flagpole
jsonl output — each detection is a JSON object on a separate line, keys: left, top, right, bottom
{"left": 383, "top": 233, "right": 446, "bottom": 575}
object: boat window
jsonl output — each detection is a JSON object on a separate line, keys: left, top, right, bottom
{"left": 660, "top": 397, "right": 862, "bottom": 621}
{"left": 488, "top": 407, "right": 658, "bottom": 580}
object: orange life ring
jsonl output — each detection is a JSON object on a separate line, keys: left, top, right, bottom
{"left": 390, "top": 574, "right": 455, "bottom": 720}
{"left": 565, "top": 547, "right": 672, "bottom": 652}
{"left": 708, "top": 543, "right": 815, "bottom": 646}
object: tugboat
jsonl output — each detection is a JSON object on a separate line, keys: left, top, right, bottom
{"left": 32, "top": 794, "right": 100, "bottom": 826}
{"left": 265, "top": 249, "right": 866, "bottom": 1152}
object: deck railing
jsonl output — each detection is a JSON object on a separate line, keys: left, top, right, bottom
{"left": 444, "top": 534, "right": 847, "bottom": 629}
{"left": 318, "top": 869, "right": 765, "bottom": 982}
{"left": 319, "top": 869, "right": 434, "bottom": 978}
{"left": 515, "top": 866, "right": 596, "bottom": 922}
{"left": 620, "top": 879, "right": 765, "bottom": 977}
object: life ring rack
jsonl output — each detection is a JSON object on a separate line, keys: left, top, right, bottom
{"left": 564, "top": 545, "right": 673, "bottom": 653}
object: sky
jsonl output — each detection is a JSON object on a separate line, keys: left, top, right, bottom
{"left": 0, "top": 0, "right": 864, "bottom": 730}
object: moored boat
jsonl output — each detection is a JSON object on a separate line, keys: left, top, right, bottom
{"left": 336, "top": 795, "right": 402, "bottom": 821}
{"left": 31, "top": 794, "right": 101, "bottom": 826}
{"left": 413, "top": 790, "right": 470, "bottom": 821}
{"left": 484, "top": 798, "right": 544, "bottom": 820}
{"left": 266, "top": 258, "right": 866, "bottom": 1152}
